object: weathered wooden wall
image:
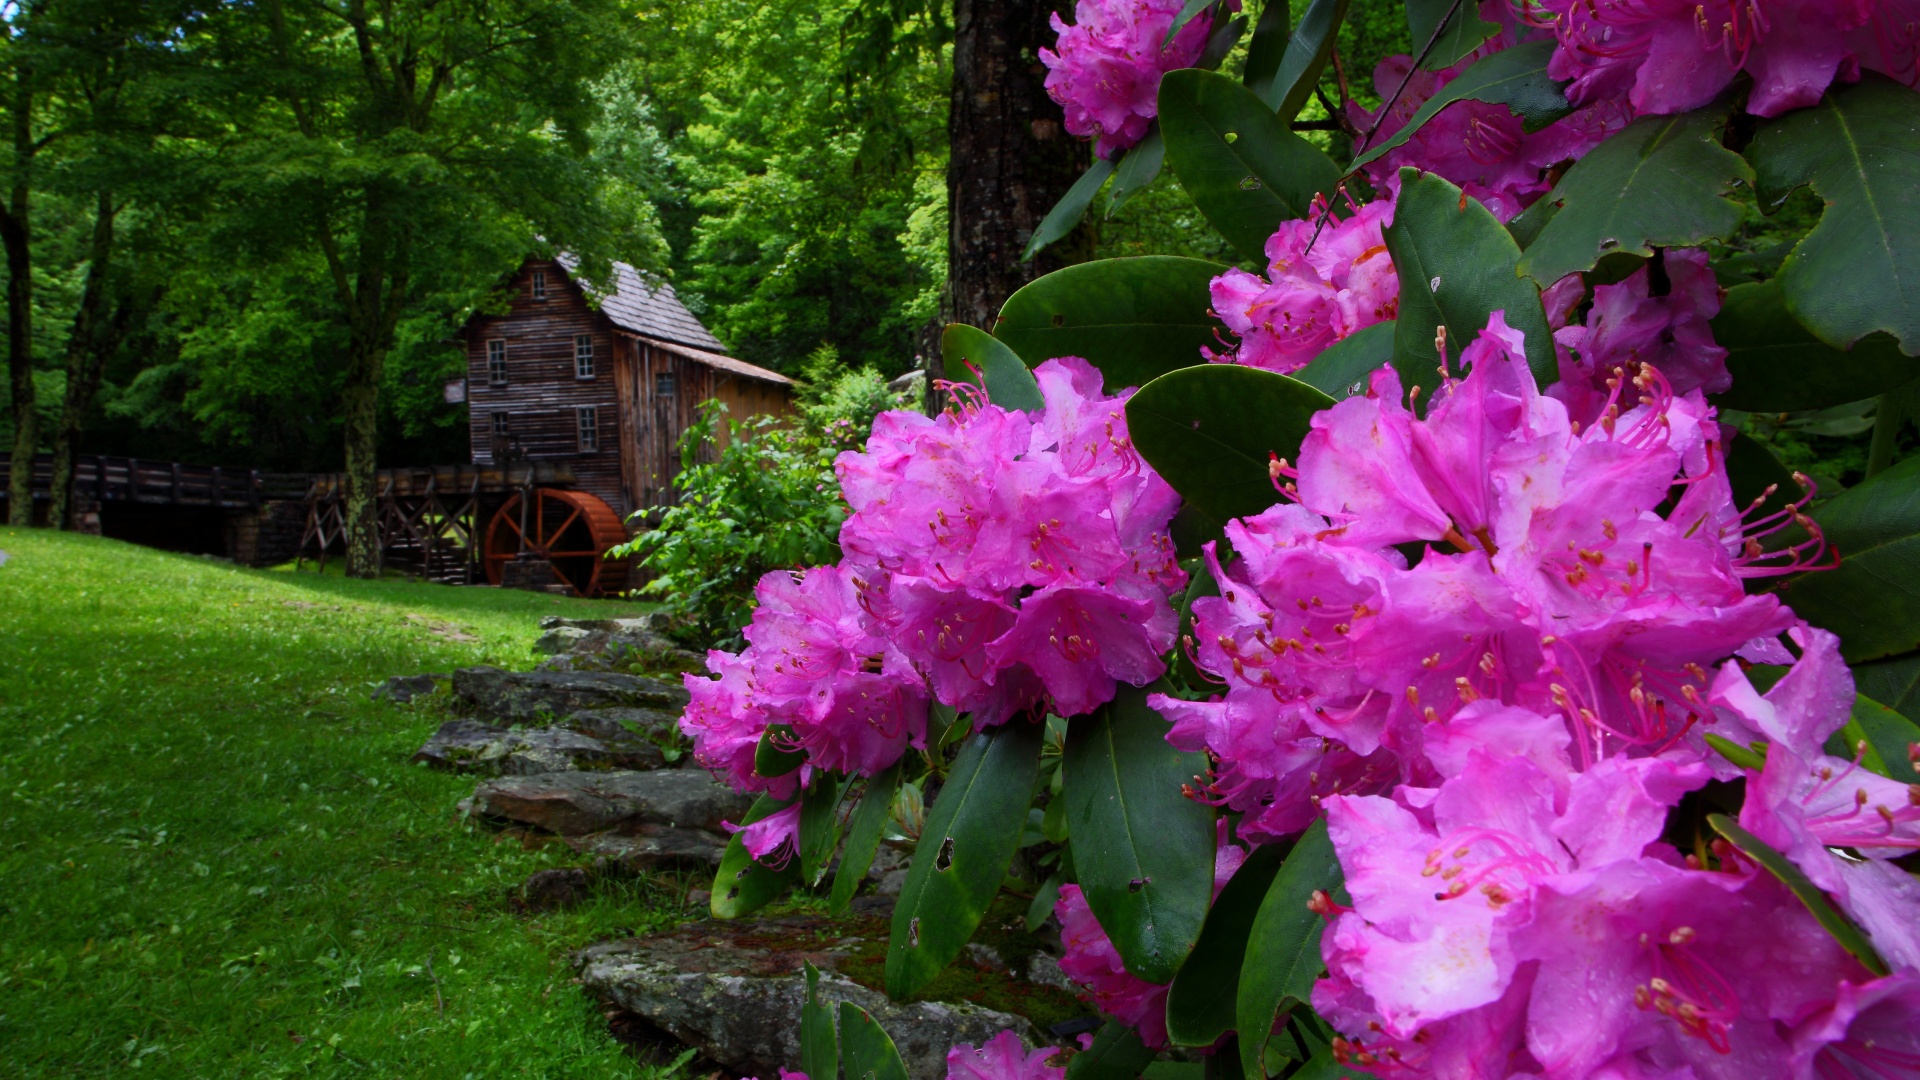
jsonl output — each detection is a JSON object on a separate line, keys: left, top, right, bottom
{"left": 464, "top": 258, "right": 628, "bottom": 518}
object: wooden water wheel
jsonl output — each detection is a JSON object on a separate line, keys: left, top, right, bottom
{"left": 482, "top": 488, "right": 629, "bottom": 597}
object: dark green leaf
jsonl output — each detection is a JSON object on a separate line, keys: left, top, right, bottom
{"left": 839, "top": 1001, "right": 911, "bottom": 1080}
{"left": 1505, "top": 191, "right": 1558, "bottom": 249}
{"left": 1851, "top": 652, "right": 1920, "bottom": 728}
{"left": 831, "top": 764, "right": 903, "bottom": 914}
{"left": 1165, "top": 844, "right": 1287, "bottom": 1047}
{"left": 1703, "top": 732, "right": 1767, "bottom": 772}
{"left": 1747, "top": 74, "right": 1920, "bottom": 354}
{"left": 1066, "top": 1021, "right": 1154, "bottom": 1080}
{"left": 1827, "top": 694, "right": 1920, "bottom": 783}
{"left": 1173, "top": 502, "right": 1228, "bottom": 561}
{"left": 1025, "top": 157, "right": 1117, "bottom": 263}
{"left": 943, "top": 323, "right": 1046, "bottom": 411}
{"left": 801, "top": 774, "right": 851, "bottom": 887}
{"left": 1241, "top": 0, "right": 1291, "bottom": 99}
{"left": 1207, "top": 1036, "right": 1246, "bottom": 1080}
{"left": 1284, "top": 1049, "right": 1360, "bottom": 1080}
{"left": 1173, "top": 562, "right": 1223, "bottom": 690}
{"left": 995, "top": 256, "right": 1230, "bottom": 393}
{"left": 1291, "top": 321, "right": 1395, "bottom": 399}
{"left": 1712, "top": 280, "right": 1916, "bottom": 411}
{"left": 1159, "top": 69, "right": 1344, "bottom": 262}
{"left": 1353, "top": 42, "right": 1573, "bottom": 170}
{"left": 756, "top": 724, "right": 805, "bottom": 779}
{"left": 1198, "top": 14, "right": 1248, "bottom": 71}
{"left": 801, "top": 962, "right": 839, "bottom": 1080}
{"left": 1262, "top": 0, "right": 1349, "bottom": 118}
{"left": 1127, "top": 364, "right": 1334, "bottom": 528}
{"left": 1777, "top": 453, "right": 1920, "bottom": 663}
{"left": 1707, "top": 814, "right": 1889, "bottom": 976}
{"left": 1064, "top": 684, "right": 1217, "bottom": 983}
{"left": 1110, "top": 129, "right": 1166, "bottom": 217}
{"left": 1028, "top": 872, "right": 1064, "bottom": 931}
{"left": 1237, "top": 819, "right": 1344, "bottom": 1080}
{"left": 1517, "top": 103, "right": 1752, "bottom": 286}
{"left": 1385, "top": 169, "right": 1557, "bottom": 396}
{"left": 711, "top": 793, "right": 802, "bottom": 919}
{"left": 1405, "top": 0, "right": 1498, "bottom": 69}
{"left": 885, "top": 722, "right": 1044, "bottom": 999}
{"left": 1165, "top": 0, "right": 1215, "bottom": 47}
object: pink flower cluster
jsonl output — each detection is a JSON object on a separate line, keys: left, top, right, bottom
{"left": 1040, "top": 0, "right": 1218, "bottom": 158}
{"left": 683, "top": 357, "right": 1186, "bottom": 800}
{"left": 1548, "top": 248, "right": 1730, "bottom": 426}
{"left": 1536, "top": 0, "right": 1920, "bottom": 118}
{"left": 1056, "top": 826, "right": 1247, "bottom": 1048}
{"left": 1205, "top": 197, "right": 1400, "bottom": 374}
{"left": 946, "top": 1031, "right": 1067, "bottom": 1080}
{"left": 1152, "top": 313, "right": 1919, "bottom": 1074}
{"left": 1348, "top": 50, "right": 1630, "bottom": 222}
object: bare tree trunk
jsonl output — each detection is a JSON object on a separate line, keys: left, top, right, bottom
{"left": 341, "top": 196, "right": 407, "bottom": 579}
{"left": 3, "top": 69, "right": 32, "bottom": 527}
{"left": 49, "top": 190, "right": 118, "bottom": 530}
{"left": 945, "top": 0, "right": 1089, "bottom": 331}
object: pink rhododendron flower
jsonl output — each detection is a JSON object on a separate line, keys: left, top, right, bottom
{"left": 1790, "top": 971, "right": 1920, "bottom": 1077}
{"left": 1550, "top": 248, "right": 1730, "bottom": 425}
{"left": 1204, "top": 196, "right": 1399, "bottom": 374}
{"left": 1535, "top": 0, "right": 1890, "bottom": 117}
{"left": 1040, "top": 0, "right": 1218, "bottom": 158}
{"left": 837, "top": 357, "right": 1185, "bottom": 728}
{"left": 946, "top": 1030, "right": 1066, "bottom": 1080}
{"left": 723, "top": 802, "right": 801, "bottom": 868}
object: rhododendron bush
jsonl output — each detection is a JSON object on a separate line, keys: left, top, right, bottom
{"left": 685, "top": 3, "right": 1920, "bottom": 1079}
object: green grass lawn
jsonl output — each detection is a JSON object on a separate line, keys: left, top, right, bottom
{"left": 0, "top": 528, "right": 702, "bottom": 1078}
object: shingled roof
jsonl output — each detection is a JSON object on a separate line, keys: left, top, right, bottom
{"left": 555, "top": 254, "right": 727, "bottom": 353}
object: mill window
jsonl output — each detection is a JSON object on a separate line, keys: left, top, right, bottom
{"left": 577, "top": 406, "right": 599, "bottom": 452}
{"left": 486, "top": 339, "right": 507, "bottom": 384}
{"left": 575, "top": 334, "right": 595, "bottom": 379}
{"left": 531, "top": 270, "right": 547, "bottom": 301}
{"left": 490, "top": 411, "right": 510, "bottom": 437}
{"left": 654, "top": 373, "right": 676, "bottom": 399}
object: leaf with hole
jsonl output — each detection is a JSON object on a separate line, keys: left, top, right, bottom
{"left": 943, "top": 323, "right": 1045, "bottom": 411}
{"left": 1353, "top": 41, "right": 1574, "bottom": 170}
{"left": 1064, "top": 683, "right": 1216, "bottom": 983}
{"left": 1516, "top": 103, "right": 1752, "bottom": 286}
{"left": 994, "top": 256, "right": 1229, "bottom": 393}
{"left": 1776, "top": 453, "right": 1920, "bottom": 664}
{"left": 1386, "top": 169, "right": 1557, "bottom": 397}
{"left": 1237, "top": 819, "right": 1345, "bottom": 1079}
{"left": 1127, "top": 364, "right": 1334, "bottom": 528}
{"left": 1025, "top": 157, "right": 1117, "bottom": 263}
{"left": 1165, "top": 844, "right": 1287, "bottom": 1047}
{"left": 1158, "top": 68, "right": 1343, "bottom": 262}
{"left": 1707, "top": 814, "right": 1889, "bottom": 976}
{"left": 885, "top": 721, "right": 1043, "bottom": 999}
{"left": 830, "top": 763, "right": 903, "bottom": 915}
{"left": 1712, "top": 280, "right": 1917, "bottom": 412}
{"left": 711, "top": 792, "right": 802, "bottom": 919}
{"left": 1748, "top": 74, "right": 1920, "bottom": 354}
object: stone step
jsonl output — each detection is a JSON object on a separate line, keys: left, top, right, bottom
{"left": 452, "top": 666, "right": 690, "bottom": 722}
{"left": 461, "top": 768, "right": 749, "bottom": 837}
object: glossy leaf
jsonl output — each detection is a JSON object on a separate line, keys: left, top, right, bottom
{"left": 1172, "top": 562, "right": 1223, "bottom": 690}
{"left": 1517, "top": 104, "right": 1752, "bottom": 286}
{"left": 1851, "top": 652, "right": 1920, "bottom": 726}
{"left": 1159, "top": 68, "right": 1343, "bottom": 262}
{"left": 1708, "top": 815, "right": 1889, "bottom": 977}
{"left": 1241, "top": 0, "right": 1290, "bottom": 99}
{"left": 1198, "top": 13, "right": 1248, "bottom": 70}
{"left": 1354, "top": 42, "right": 1573, "bottom": 171}
{"left": 755, "top": 724, "right": 804, "bottom": 779}
{"left": 1261, "top": 0, "right": 1349, "bottom": 118}
{"left": 1830, "top": 694, "right": 1920, "bottom": 783}
{"left": 801, "top": 962, "right": 839, "bottom": 1080}
{"left": 1066, "top": 1020, "right": 1154, "bottom": 1080}
{"left": 1064, "top": 684, "right": 1216, "bottom": 983}
{"left": 801, "top": 773, "right": 851, "bottom": 887}
{"left": 1777, "top": 453, "right": 1920, "bottom": 663}
{"left": 885, "top": 722, "right": 1044, "bottom": 999}
{"left": 1109, "top": 128, "right": 1166, "bottom": 217}
{"left": 1291, "top": 321, "right": 1395, "bottom": 399}
{"left": 1285, "top": 1050, "right": 1359, "bottom": 1080}
{"left": 831, "top": 763, "right": 903, "bottom": 914}
{"left": 1385, "top": 169, "right": 1556, "bottom": 394}
{"left": 995, "top": 256, "right": 1229, "bottom": 393}
{"left": 1165, "top": 844, "right": 1287, "bottom": 1047}
{"left": 1127, "top": 364, "right": 1335, "bottom": 527}
{"left": 1237, "top": 819, "right": 1344, "bottom": 1080}
{"left": 711, "top": 793, "right": 802, "bottom": 919}
{"left": 1704, "top": 732, "right": 1767, "bottom": 772}
{"left": 1748, "top": 75, "right": 1920, "bottom": 354}
{"left": 839, "top": 1001, "right": 911, "bottom": 1080}
{"left": 1164, "top": 0, "right": 1214, "bottom": 47}
{"left": 1025, "top": 157, "right": 1117, "bottom": 263}
{"left": 1712, "top": 280, "right": 1916, "bottom": 411}
{"left": 943, "top": 323, "right": 1045, "bottom": 411}
{"left": 1405, "top": 0, "right": 1499, "bottom": 69}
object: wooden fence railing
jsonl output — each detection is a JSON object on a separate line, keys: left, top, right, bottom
{"left": 0, "top": 453, "right": 302, "bottom": 509}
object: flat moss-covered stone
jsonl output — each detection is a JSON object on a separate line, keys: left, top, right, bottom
{"left": 452, "top": 666, "right": 689, "bottom": 722}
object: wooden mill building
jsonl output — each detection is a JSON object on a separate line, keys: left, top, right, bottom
{"left": 456, "top": 255, "right": 795, "bottom": 523}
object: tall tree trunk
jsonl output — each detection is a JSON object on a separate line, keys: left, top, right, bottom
{"left": 340, "top": 196, "right": 407, "bottom": 579}
{"left": 49, "top": 191, "right": 119, "bottom": 530}
{"left": 945, "top": 0, "right": 1088, "bottom": 332}
{"left": 3, "top": 69, "right": 32, "bottom": 527}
